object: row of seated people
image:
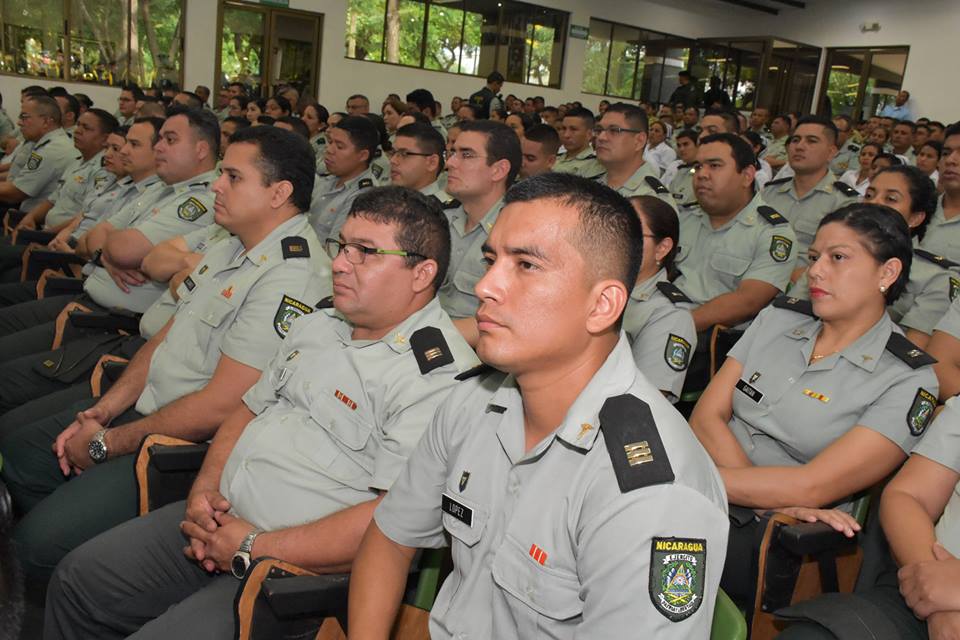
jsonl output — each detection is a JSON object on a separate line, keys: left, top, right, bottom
{"left": 0, "top": 87, "right": 957, "bottom": 639}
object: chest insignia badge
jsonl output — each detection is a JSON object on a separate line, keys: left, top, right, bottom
{"left": 529, "top": 544, "right": 548, "bottom": 566}
{"left": 335, "top": 389, "right": 358, "bottom": 411}
{"left": 802, "top": 389, "right": 830, "bottom": 403}
{"left": 459, "top": 471, "right": 470, "bottom": 491}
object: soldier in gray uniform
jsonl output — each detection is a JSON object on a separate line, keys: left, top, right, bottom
{"left": 830, "top": 114, "right": 860, "bottom": 176}
{"left": 310, "top": 115, "right": 378, "bottom": 241}
{"left": 762, "top": 116, "right": 859, "bottom": 278}
{"left": 690, "top": 204, "right": 938, "bottom": 613}
{"left": 0, "top": 127, "right": 333, "bottom": 592}
{"left": 388, "top": 122, "right": 450, "bottom": 203}
{"left": 595, "top": 103, "right": 676, "bottom": 211}
{"left": 437, "top": 120, "right": 519, "bottom": 338}
{"left": 43, "top": 187, "right": 476, "bottom": 639}
{"left": 553, "top": 107, "right": 604, "bottom": 178}
{"left": 775, "top": 399, "right": 960, "bottom": 640}
{"left": 349, "top": 173, "right": 728, "bottom": 639}
{"left": 665, "top": 129, "right": 699, "bottom": 206}
{"left": 0, "top": 95, "right": 80, "bottom": 211}
{"left": 917, "top": 123, "right": 960, "bottom": 262}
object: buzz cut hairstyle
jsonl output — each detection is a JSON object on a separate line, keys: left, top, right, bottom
{"left": 676, "top": 128, "right": 700, "bottom": 145}
{"left": 523, "top": 124, "right": 560, "bottom": 156}
{"left": 795, "top": 114, "right": 839, "bottom": 145}
{"left": 395, "top": 122, "right": 446, "bottom": 174}
{"left": 704, "top": 108, "right": 740, "bottom": 134}
{"left": 333, "top": 115, "right": 380, "bottom": 165}
{"left": 85, "top": 108, "right": 120, "bottom": 135}
{"left": 503, "top": 172, "right": 643, "bottom": 295}
{"left": 26, "top": 95, "right": 62, "bottom": 126}
{"left": 563, "top": 106, "right": 595, "bottom": 128}
{"left": 229, "top": 125, "right": 316, "bottom": 213}
{"left": 458, "top": 120, "right": 523, "bottom": 186}
{"left": 603, "top": 102, "right": 648, "bottom": 133}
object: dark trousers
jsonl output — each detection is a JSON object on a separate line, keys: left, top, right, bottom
{"left": 0, "top": 294, "right": 75, "bottom": 361}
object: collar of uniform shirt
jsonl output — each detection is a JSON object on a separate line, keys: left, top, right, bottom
{"left": 239, "top": 214, "right": 309, "bottom": 268}
{"left": 630, "top": 268, "right": 669, "bottom": 302}
{"left": 172, "top": 168, "right": 219, "bottom": 194}
{"left": 784, "top": 313, "right": 889, "bottom": 373}
{"left": 326, "top": 296, "right": 444, "bottom": 353}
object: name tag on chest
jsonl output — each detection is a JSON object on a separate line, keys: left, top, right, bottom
{"left": 442, "top": 493, "right": 473, "bottom": 527}
{"left": 736, "top": 379, "right": 764, "bottom": 403}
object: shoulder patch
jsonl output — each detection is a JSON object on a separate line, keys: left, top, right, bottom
{"left": 370, "top": 163, "right": 383, "bottom": 179}
{"left": 764, "top": 176, "right": 791, "bottom": 188}
{"left": 26, "top": 152, "right": 43, "bottom": 170}
{"left": 769, "top": 235, "right": 793, "bottom": 262}
{"left": 656, "top": 281, "right": 692, "bottom": 305}
{"left": 650, "top": 537, "right": 707, "bottom": 622}
{"left": 772, "top": 295, "right": 816, "bottom": 317}
{"left": 757, "top": 205, "right": 788, "bottom": 226}
{"left": 358, "top": 178, "right": 374, "bottom": 189}
{"left": 443, "top": 199, "right": 462, "bottom": 210}
{"left": 644, "top": 175, "right": 670, "bottom": 195}
{"left": 833, "top": 180, "right": 859, "bottom": 198}
{"left": 665, "top": 334, "right": 691, "bottom": 371}
{"left": 599, "top": 394, "right": 675, "bottom": 493}
{"left": 885, "top": 332, "right": 937, "bottom": 369}
{"left": 410, "top": 326, "right": 454, "bottom": 374}
{"left": 915, "top": 249, "right": 960, "bottom": 269}
{"left": 951, "top": 276, "right": 960, "bottom": 302}
{"left": 847, "top": 144, "right": 860, "bottom": 152}
{"left": 274, "top": 295, "right": 314, "bottom": 338}
{"left": 177, "top": 196, "right": 208, "bottom": 221}
{"left": 316, "top": 295, "right": 334, "bottom": 309}
{"left": 454, "top": 363, "right": 496, "bottom": 381}
{"left": 908, "top": 388, "right": 937, "bottom": 436}
{"left": 281, "top": 236, "right": 310, "bottom": 259}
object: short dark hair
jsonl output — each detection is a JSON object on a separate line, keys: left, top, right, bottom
{"left": 25, "top": 95, "right": 62, "bottom": 125}
{"left": 703, "top": 108, "right": 740, "bottom": 134}
{"left": 229, "top": 95, "right": 251, "bottom": 111}
{"left": 347, "top": 94, "right": 369, "bottom": 104}
{"left": 85, "top": 108, "right": 119, "bottom": 135}
{"left": 487, "top": 71, "right": 504, "bottom": 84}
{"left": 132, "top": 116, "right": 166, "bottom": 145}
{"left": 333, "top": 115, "right": 380, "bottom": 165}
{"left": 818, "top": 203, "right": 912, "bottom": 304}
{"left": 523, "top": 124, "right": 560, "bottom": 155}
{"left": 562, "top": 106, "right": 595, "bottom": 128}
{"left": 363, "top": 112, "right": 391, "bottom": 151}
{"left": 873, "top": 166, "right": 937, "bottom": 241}
{"left": 504, "top": 173, "right": 643, "bottom": 295}
{"left": 177, "top": 92, "right": 203, "bottom": 109}
{"left": 405, "top": 89, "right": 436, "bottom": 117}
{"left": 228, "top": 81, "right": 248, "bottom": 95}
{"left": 741, "top": 130, "right": 766, "bottom": 153}
{"left": 229, "top": 126, "right": 316, "bottom": 212}
{"left": 21, "top": 85, "right": 48, "bottom": 97}
{"left": 166, "top": 105, "right": 221, "bottom": 159}
{"left": 58, "top": 93, "right": 81, "bottom": 120}
{"left": 942, "top": 123, "right": 960, "bottom": 141}
{"left": 920, "top": 140, "right": 943, "bottom": 158}
{"left": 396, "top": 122, "right": 446, "bottom": 174}
{"left": 275, "top": 115, "right": 310, "bottom": 140}
{"left": 74, "top": 93, "right": 94, "bottom": 110}
{"left": 459, "top": 120, "right": 522, "bottom": 185}
{"left": 795, "top": 115, "right": 838, "bottom": 145}
{"left": 48, "top": 86, "right": 70, "bottom": 98}
{"left": 832, "top": 114, "right": 853, "bottom": 130}
{"left": 603, "top": 102, "right": 648, "bottom": 132}
{"left": 222, "top": 116, "right": 251, "bottom": 132}
{"left": 676, "top": 128, "right": 699, "bottom": 145}
{"left": 630, "top": 195, "right": 680, "bottom": 275}
{"left": 121, "top": 83, "right": 145, "bottom": 101}
{"left": 267, "top": 95, "right": 292, "bottom": 116}
{"left": 873, "top": 152, "right": 903, "bottom": 168}
{"left": 348, "top": 186, "right": 451, "bottom": 291}
{"left": 256, "top": 115, "right": 276, "bottom": 126}
{"left": 456, "top": 103, "right": 479, "bottom": 120}
{"left": 699, "top": 132, "right": 756, "bottom": 172}
{"left": 301, "top": 101, "right": 329, "bottom": 125}
{"left": 893, "top": 120, "right": 917, "bottom": 133}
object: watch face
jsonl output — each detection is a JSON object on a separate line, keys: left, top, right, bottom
{"left": 232, "top": 554, "right": 248, "bottom": 579}
{"left": 88, "top": 439, "right": 106, "bottom": 463}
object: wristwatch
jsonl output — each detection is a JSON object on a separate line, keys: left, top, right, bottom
{"left": 231, "top": 529, "right": 263, "bottom": 579}
{"left": 88, "top": 429, "right": 109, "bottom": 464}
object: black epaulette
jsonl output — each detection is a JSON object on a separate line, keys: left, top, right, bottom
{"left": 644, "top": 176, "right": 669, "bottom": 195}
{"left": 316, "top": 295, "right": 334, "bottom": 309}
{"left": 764, "top": 176, "right": 791, "bottom": 188}
{"left": 586, "top": 171, "right": 606, "bottom": 180}
{"left": 847, "top": 144, "right": 861, "bottom": 152}
{"left": 915, "top": 249, "right": 960, "bottom": 269}
{"left": 455, "top": 363, "right": 497, "bottom": 381}
{"left": 772, "top": 295, "right": 816, "bottom": 317}
{"left": 582, "top": 153, "right": 597, "bottom": 160}
{"left": 443, "top": 199, "right": 462, "bottom": 210}
{"left": 833, "top": 181, "right": 859, "bottom": 198}
{"left": 410, "top": 327, "right": 454, "bottom": 374}
{"left": 189, "top": 181, "right": 210, "bottom": 188}
{"left": 599, "top": 394, "right": 674, "bottom": 493}
{"left": 427, "top": 195, "right": 444, "bottom": 207}
{"left": 757, "top": 205, "right": 788, "bottom": 226}
{"left": 656, "top": 281, "right": 692, "bottom": 304}
{"left": 281, "top": 236, "right": 310, "bottom": 259}
{"left": 358, "top": 178, "right": 374, "bottom": 189}
{"left": 885, "top": 333, "right": 937, "bottom": 369}
{"left": 679, "top": 201, "right": 699, "bottom": 209}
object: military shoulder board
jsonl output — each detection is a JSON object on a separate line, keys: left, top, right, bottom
{"left": 885, "top": 333, "right": 937, "bottom": 369}
{"left": 583, "top": 153, "right": 597, "bottom": 160}
{"left": 443, "top": 199, "right": 462, "bottom": 210}
{"left": 281, "top": 236, "right": 310, "bottom": 259}
{"left": 772, "top": 295, "right": 816, "bottom": 317}
{"left": 644, "top": 176, "right": 669, "bottom": 195}
{"left": 848, "top": 144, "right": 860, "bottom": 152}
{"left": 656, "top": 281, "right": 692, "bottom": 305}
{"left": 833, "top": 181, "right": 859, "bottom": 198}
{"left": 764, "top": 176, "right": 791, "bottom": 188}
{"left": 757, "top": 205, "right": 788, "bottom": 226}
{"left": 358, "top": 178, "right": 374, "bottom": 189}
{"left": 410, "top": 327, "right": 454, "bottom": 374}
{"left": 454, "top": 363, "right": 497, "bottom": 381}
{"left": 679, "top": 201, "right": 699, "bottom": 209}
{"left": 316, "top": 295, "right": 334, "bottom": 309}
{"left": 599, "top": 394, "right": 675, "bottom": 493}
{"left": 915, "top": 249, "right": 960, "bottom": 269}
{"left": 189, "top": 181, "right": 211, "bottom": 188}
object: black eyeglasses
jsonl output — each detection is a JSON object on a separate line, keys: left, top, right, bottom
{"left": 593, "top": 125, "right": 645, "bottom": 136}
{"left": 387, "top": 149, "right": 434, "bottom": 160}
{"left": 324, "top": 239, "right": 426, "bottom": 265}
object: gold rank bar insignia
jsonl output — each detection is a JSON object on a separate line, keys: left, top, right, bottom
{"left": 624, "top": 441, "right": 653, "bottom": 466}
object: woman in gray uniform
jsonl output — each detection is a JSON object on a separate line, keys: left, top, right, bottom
{"left": 690, "top": 203, "right": 939, "bottom": 611}
{"left": 622, "top": 195, "right": 697, "bottom": 402}
{"left": 864, "top": 165, "right": 957, "bottom": 348}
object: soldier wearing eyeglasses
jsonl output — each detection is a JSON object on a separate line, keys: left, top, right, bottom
{"left": 388, "top": 122, "right": 450, "bottom": 204}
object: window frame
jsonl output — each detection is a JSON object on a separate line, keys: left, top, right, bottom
{"left": 0, "top": 0, "right": 186, "bottom": 88}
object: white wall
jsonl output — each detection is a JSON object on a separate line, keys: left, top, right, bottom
{"left": 1, "top": 0, "right": 954, "bottom": 122}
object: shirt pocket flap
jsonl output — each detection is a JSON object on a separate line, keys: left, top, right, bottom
{"left": 492, "top": 537, "right": 584, "bottom": 620}
{"left": 441, "top": 491, "right": 487, "bottom": 547}
{"left": 197, "top": 296, "right": 236, "bottom": 328}
{"left": 709, "top": 252, "right": 750, "bottom": 276}
{"left": 309, "top": 392, "right": 374, "bottom": 451}
{"left": 452, "top": 267, "right": 481, "bottom": 295}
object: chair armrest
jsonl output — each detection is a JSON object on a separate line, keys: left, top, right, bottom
{"left": 777, "top": 522, "right": 858, "bottom": 557}
{"left": 15, "top": 229, "right": 56, "bottom": 246}
{"left": 149, "top": 443, "right": 210, "bottom": 473}
{"left": 262, "top": 573, "right": 352, "bottom": 620}
{"left": 69, "top": 310, "right": 141, "bottom": 334}
{"left": 134, "top": 435, "right": 209, "bottom": 515}
{"left": 41, "top": 276, "right": 84, "bottom": 297}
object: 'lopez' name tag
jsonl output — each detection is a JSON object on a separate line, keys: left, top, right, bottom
{"left": 736, "top": 379, "right": 763, "bottom": 403}
{"left": 442, "top": 493, "right": 473, "bottom": 527}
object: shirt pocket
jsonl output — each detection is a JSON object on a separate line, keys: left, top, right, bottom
{"left": 441, "top": 489, "right": 487, "bottom": 548}
{"left": 492, "top": 535, "right": 584, "bottom": 622}
{"left": 186, "top": 295, "right": 237, "bottom": 372}
{"left": 452, "top": 265, "right": 482, "bottom": 296}
{"left": 710, "top": 252, "right": 750, "bottom": 278}
{"left": 309, "top": 391, "right": 374, "bottom": 453}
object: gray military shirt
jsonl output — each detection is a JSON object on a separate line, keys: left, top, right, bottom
{"left": 45, "top": 150, "right": 116, "bottom": 228}
{"left": 727, "top": 303, "right": 938, "bottom": 486}
{"left": 830, "top": 143, "right": 861, "bottom": 176}
{"left": 552, "top": 147, "right": 604, "bottom": 179}
{"left": 72, "top": 175, "right": 163, "bottom": 240}
{"left": 0, "top": 107, "right": 14, "bottom": 141}
{"left": 622, "top": 269, "right": 698, "bottom": 401}
{"left": 935, "top": 296, "right": 960, "bottom": 340}
{"left": 598, "top": 162, "right": 677, "bottom": 211}
{"left": 308, "top": 168, "right": 376, "bottom": 242}
{"left": 912, "top": 397, "right": 960, "bottom": 556}
{"left": 136, "top": 215, "right": 332, "bottom": 414}
{"left": 374, "top": 335, "right": 728, "bottom": 639}
{"left": 83, "top": 170, "right": 218, "bottom": 313}
{"left": 762, "top": 171, "right": 859, "bottom": 266}
{"left": 673, "top": 194, "right": 797, "bottom": 305}
{"left": 222, "top": 297, "right": 478, "bottom": 530}
{"left": 668, "top": 162, "right": 696, "bottom": 207}
{"left": 439, "top": 199, "right": 502, "bottom": 319}
{"left": 918, "top": 195, "right": 960, "bottom": 263}
{"left": 10, "top": 128, "right": 80, "bottom": 211}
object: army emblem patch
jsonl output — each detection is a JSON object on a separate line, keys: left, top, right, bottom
{"left": 907, "top": 388, "right": 937, "bottom": 436}
{"left": 459, "top": 471, "right": 470, "bottom": 492}
{"left": 664, "top": 334, "right": 691, "bottom": 371}
{"left": 26, "top": 152, "right": 43, "bottom": 170}
{"left": 650, "top": 537, "right": 706, "bottom": 622}
{"left": 770, "top": 235, "right": 793, "bottom": 263}
{"left": 273, "top": 295, "right": 313, "bottom": 337}
{"left": 177, "top": 196, "right": 208, "bottom": 221}
{"left": 950, "top": 277, "right": 960, "bottom": 302}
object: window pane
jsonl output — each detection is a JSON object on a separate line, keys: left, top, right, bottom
{"left": 69, "top": 0, "right": 129, "bottom": 86}
{"left": 133, "top": 0, "right": 184, "bottom": 88}
{"left": 458, "top": 6, "right": 483, "bottom": 75}
{"left": 465, "top": 0, "right": 499, "bottom": 79}
{"left": 643, "top": 35, "right": 689, "bottom": 103}
{"left": 0, "top": 0, "right": 66, "bottom": 79}
{"left": 582, "top": 19, "right": 611, "bottom": 95}
{"left": 384, "top": 0, "right": 425, "bottom": 66}
{"left": 424, "top": 1, "right": 465, "bottom": 72}
{"left": 220, "top": 6, "right": 267, "bottom": 97}
{"left": 607, "top": 24, "right": 640, "bottom": 99}
{"left": 345, "top": 0, "right": 386, "bottom": 62}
